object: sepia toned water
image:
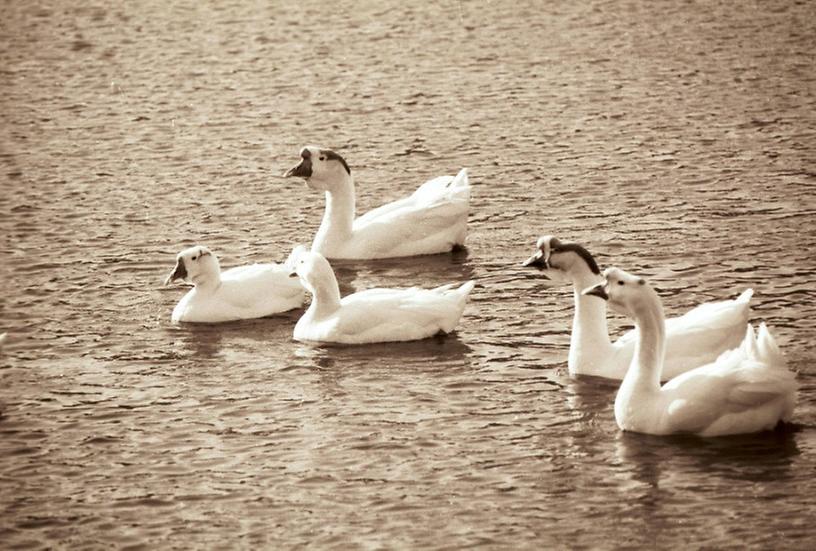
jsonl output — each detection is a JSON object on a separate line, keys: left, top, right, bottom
{"left": 2, "top": 0, "right": 815, "bottom": 548}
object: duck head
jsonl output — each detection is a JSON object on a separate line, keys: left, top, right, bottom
{"left": 523, "top": 235, "right": 600, "bottom": 286}
{"left": 582, "top": 267, "right": 653, "bottom": 318}
{"left": 165, "top": 245, "right": 220, "bottom": 286}
{"left": 284, "top": 145, "right": 352, "bottom": 192}
{"left": 288, "top": 249, "right": 335, "bottom": 295}
{"left": 283, "top": 244, "right": 310, "bottom": 271}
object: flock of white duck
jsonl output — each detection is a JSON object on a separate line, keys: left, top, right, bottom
{"left": 165, "top": 145, "right": 798, "bottom": 438}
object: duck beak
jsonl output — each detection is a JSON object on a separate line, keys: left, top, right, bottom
{"left": 284, "top": 157, "right": 312, "bottom": 178}
{"left": 582, "top": 283, "right": 608, "bottom": 300}
{"left": 165, "top": 258, "right": 188, "bottom": 285}
{"left": 522, "top": 251, "right": 548, "bottom": 270}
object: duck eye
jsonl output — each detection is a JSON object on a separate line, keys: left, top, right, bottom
{"left": 319, "top": 156, "right": 326, "bottom": 161}
{"left": 618, "top": 280, "right": 625, "bottom": 286}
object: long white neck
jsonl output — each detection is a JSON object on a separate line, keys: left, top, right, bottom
{"left": 568, "top": 270, "right": 614, "bottom": 374}
{"left": 313, "top": 176, "right": 356, "bottom": 253}
{"left": 623, "top": 298, "right": 666, "bottom": 392}
{"left": 306, "top": 272, "right": 342, "bottom": 319}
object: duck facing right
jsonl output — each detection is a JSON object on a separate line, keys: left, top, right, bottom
{"left": 584, "top": 267, "right": 798, "bottom": 437}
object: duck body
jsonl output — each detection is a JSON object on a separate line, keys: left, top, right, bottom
{"left": 285, "top": 146, "right": 469, "bottom": 259}
{"left": 625, "top": 325, "right": 797, "bottom": 436}
{"left": 585, "top": 268, "right": 797, "bottom": 437}
{"left": 524, "top": 236, "right": 752, "bottom": 381}
{"left": 166, "top": 245, "right": 306, "bottom": 323}
{"left": 291, "top": 250, "right": 474, "bottom": 344}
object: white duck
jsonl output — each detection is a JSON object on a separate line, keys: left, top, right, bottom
{"left": 290, "top": 250, "right": 475, "bottom": 344}
{"left": 583, "top": 268, "right": 797, "bottom": 436}
{"left": 165, "top": 245, "right": 306, "bottom": 323}
{"left": 523, "top": 236, "right": 753, "bottom": 380}
{"left": 284, "top": 146, "right": 470, "bottom": 259}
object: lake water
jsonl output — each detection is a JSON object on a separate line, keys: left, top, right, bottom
{"left": 2, "top": 0, "right": 815, "bottom": 548}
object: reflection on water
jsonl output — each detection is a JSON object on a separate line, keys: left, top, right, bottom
{"left": 169, "top": 323, "right": 227, "bottom": 359}
{"left": 564, "top": 376, "right": 620, "bottom": 411}
{"left": 1, "top": 0, "right": 815, "bottom": 548}
{"left": 167, "top": 309, "right": 303, "bottom": 359}
{"left": 610, "top": 428, "right": 802, "bottom": 547}
{"left": 293, "top": 334, "right": 473, "bottom": 367}
{"left": 616, "top": 428, "right": 799, "bottom": 486}
{"left": 331, "top": 248, "right": 476, "bottom": 296}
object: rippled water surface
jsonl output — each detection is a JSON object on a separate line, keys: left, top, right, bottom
{"left": 2, "top": 0, "right": 815, "bottom": 548}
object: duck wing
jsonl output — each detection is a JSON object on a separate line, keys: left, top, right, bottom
{"left": 354, "top": 170, "right": 469, "bottom": 228}
{"left": 661, "top": 325, "right": 796, "bottom": 433}
{"left": 219, "top": 263, "right": 304, "bottom": 310}
{"left": 720, "top": 323, "right": 797, "bottom": 408}
{"left": 334, "top": 284, "right": 471, "bottom": 342}
{"left": 339, "top": 170, "right": 470, "bottom": 257}
{"left": 353, "top": 171, "right": 469, "bottom": 235}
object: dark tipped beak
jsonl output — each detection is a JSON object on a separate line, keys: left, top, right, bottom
{"left": 582, "top": 283, "right": 608, "bottom": 300}
{"left": 165, "top": 258, "right": 187, "bottom": 285}
{"left": 522, "top": 252, "right": 548, "bottom": 270}
{"left": 284, "top": 158, "right": 312, "bottom": 178}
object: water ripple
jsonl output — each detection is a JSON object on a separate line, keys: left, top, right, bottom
{"left": 1, "top": 0, "right": 815, "bottom": 549}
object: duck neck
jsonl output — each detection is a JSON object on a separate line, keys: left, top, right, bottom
{"left": 313, "top": 176, "right": 356, "bottom": 252}
{"left": 625, "top": 300, "right": 666, "bottom": 391}
{"left": 568, "top": 271, "right": 613, "bottom": 373}
{"left": 307, "top": 274, "right": 342, "bottom": 319}
{"left": 191, "top": 271, "right": 221, "bottom": 294}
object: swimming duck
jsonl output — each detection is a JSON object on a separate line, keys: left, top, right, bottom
{"left": 284, "top": 146, "right": 470, "bottom": 259}
{"left": 290, "top": 250, "right": 474, "bottom": 344}
{"left": 523, "top": 236, "right": 752, "bottom": 380}
{"left": 165, "top": 245, "right": 306, "bottom": 323}
{"left": 584, "top": 268, "right": 797, "bottom": 436}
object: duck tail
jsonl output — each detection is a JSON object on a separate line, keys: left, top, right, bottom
{"left": 435, "top": 280, "right": 475, "bottom": 298}
{"left": 284, "top": 244, "right": 309, "bottom": 269}
{"left": 434, "top": 282, "right": 458, "bottom": 292}
{"left": 755, "top": 322, "right": 786, "bottom": 369}
{"left": 741, "top": 323, "right": 758, "bottom": 357}
{"left": 457, "top": 280, "right": 476, "bottom": 298}
{"left": 447, "top": 168, "right": 469, "bottom": 190}
{"left": 736, "top": 288, "right": 754, "bottom": 304}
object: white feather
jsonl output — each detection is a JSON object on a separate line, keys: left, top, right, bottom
{"left": 287, "top": 146, "right": 469, "bottom": 259}
{"left": 526, "top": 236, "right": 752, "bottom": 380}
{"left": 292, "top": 251, "right": 474, "bottom": 344}
{"left": 167, "top": 245, "right": 306, "bottom": 323}
{"left": 596, "top": 267, "right": 797, "bottom": 437}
